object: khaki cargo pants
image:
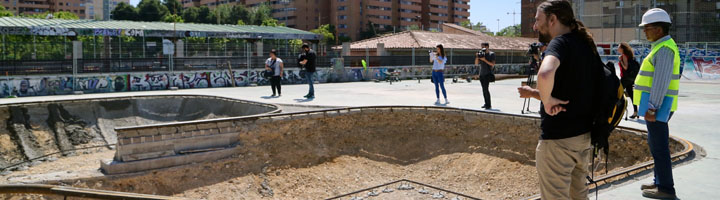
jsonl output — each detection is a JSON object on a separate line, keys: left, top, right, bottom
{"left": 536, "top": 132, "right": 592, "bottom": 200}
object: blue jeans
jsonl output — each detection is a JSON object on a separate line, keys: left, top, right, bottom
{"left": 647, "top": 112, "right": 675, "bottom": 195}
{"left": 305, "top": 71, "right": 315, "bottom": 96}
{"left": 431, "top": 71, "right": 447, "bottom": 99}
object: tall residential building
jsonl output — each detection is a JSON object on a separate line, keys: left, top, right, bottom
{"left": 521, "top": 0, "right": 720, "bottom": 43}
{"left": 2, "top": 0, "right": 87, "bottom": 18}
{"left": 85, "top": 0, "right": 129, "bottom": 20}
{"left": 181, "top": 0, "right": 470, "bottom": 41}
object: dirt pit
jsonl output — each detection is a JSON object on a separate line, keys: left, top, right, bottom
{"left": 2, "top": 108, "right": 683, "bottom": 200}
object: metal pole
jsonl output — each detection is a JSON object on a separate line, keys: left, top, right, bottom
{"left": 33, "top": 35, "right": 36, "bottom": 59}
{"left": 1, "top": 34, "right": 5, "bottom": 60}
{"left": 143, "top": 35, "right": 146, "bottom": 58}
{"left": 412, "top": 47, "right": 415, "bottom": 67}
{"left": 119, "top": 36, "right": 122, "bottom": 58}
{"left": 246, "top": 42, "right": 250, "bottom": 84}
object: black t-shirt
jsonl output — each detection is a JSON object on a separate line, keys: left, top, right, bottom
{"left": 303, "top": 50, "right": 317, "bottom": 72}
{"left": 479, "top": 51, "right": 496, "bottom": 76}
{"left": 539, "top": 33, "right": 599, "bottom": 140}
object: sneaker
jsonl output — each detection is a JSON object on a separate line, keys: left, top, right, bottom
{"left": 435, "top": 99, "right": 441, "bottom": 104}
{"left": 641, "top": 183, "right": 657, "bottom": 190}
{"left": 445, "top": 98, "right": 450, "bottom": 104}
{"left": 642, "top": 188, "right": 677, "bottom": 200}
{"left": 271, "top": 94, "right": 276, "bottom": 97}
{"left": 481, "top": 105, "right": 488, "bottom": 109}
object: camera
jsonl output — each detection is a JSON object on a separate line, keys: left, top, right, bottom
{"left": 527, "top": 42, "right": 543, "bottom": 56}
{"left": 477, "top": 48, "right": 487, "bottom": 58}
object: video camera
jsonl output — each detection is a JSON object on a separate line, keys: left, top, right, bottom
{"left": 477, "top": 48, "right": 487, "bottom": 58}
{"left": 527, "top": 42, "right": 543, "bottom": 56}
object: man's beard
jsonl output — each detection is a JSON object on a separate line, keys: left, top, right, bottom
{"left": 538, "top": 31, "right": 551, "bottom": 44}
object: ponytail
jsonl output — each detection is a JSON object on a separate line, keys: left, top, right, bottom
{"left": 540, "top": 0, "right": 599, "bottom": 57}
{"left": 572, "top": 20, "right": 599, "bottom": 56}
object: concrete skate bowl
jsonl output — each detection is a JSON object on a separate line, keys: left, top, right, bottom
{"left": 0, "top": 95, "right": 280, "bottom": 172}
{"left": 2, "top": 106, "right": 694, "bottom": 200}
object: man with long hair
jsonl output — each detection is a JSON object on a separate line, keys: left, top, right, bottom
{"left": 518, "top": 0, "right": 602, "bottom": 199}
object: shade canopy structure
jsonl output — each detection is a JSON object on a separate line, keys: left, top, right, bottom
{"left": 0, "top": 17, "right": 322, "bottom": 40}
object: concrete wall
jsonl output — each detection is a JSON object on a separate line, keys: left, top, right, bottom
{"left": 0, "top": 64, "right": 530, "bottom": 98}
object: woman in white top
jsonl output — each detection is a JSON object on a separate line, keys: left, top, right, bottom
{"left": 265, "top": 49, "right": 284, "bottom": 97}
{"left": 430, "top": 44, "right": 449, "bottom": 104}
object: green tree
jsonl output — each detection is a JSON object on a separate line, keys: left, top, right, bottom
{"left": 249, "top": 3, "right": 272, "bottom": 25}
{"left": 229, "top": 4, "right": 251, "bottom": 26}
{"left": 137, "top": 0, "right": 169, "bottom": 21}
{"left": 360, "top": 23, "right": 378, "bottom": 39}
{"left": 197, "top": 6, "right": 213, "bottom": 24}
{"left": 407, "top": 25, "right": 420, "bottom": 30}
{"left": 496, "top": 24, "right": 520, "bottom": 37}
{"left": 162, "top": 13, "right": 183, "bottom": 22}
{"left": 460, "top": 20, "right": 472, "bottom": 29}
{"left": 0, "top": 6, "right": 15, "bottom": 17}
{"left": 112, "top": 2, "right": 139, "bottom": 21}
{"left": 261, "top": 18, "right": 283, "bottom": 26}
{"left": 310, "top": 24, "right": 335, "bottom": 45}
{"left": 163, "top": 0, "right": 182, "bottom": 15}
{"left": 212, "top": 4, "right": 232, "bottom": 24}
{"left": 52, "top": 11, "right": 79, "bottom": 19}
{"left": 181, "top": 6, "right": 199, "bottom": 23}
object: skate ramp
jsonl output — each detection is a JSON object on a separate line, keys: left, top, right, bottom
{"left": 0, "top": 95, "right": 279, "bottom": 170}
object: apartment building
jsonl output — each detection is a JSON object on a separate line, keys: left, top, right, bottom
{"left": 2, "top": 0, "right": 87, "bottom": 18}
{"left": 521, "top": 0, "right": 720, "bottom": 43}
{"left": 182, "top": 0, "right": 470, "bottom": 41}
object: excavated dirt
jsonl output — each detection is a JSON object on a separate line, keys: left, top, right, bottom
{"left": 8, "top": 110, "right": 682, "bottom": 200}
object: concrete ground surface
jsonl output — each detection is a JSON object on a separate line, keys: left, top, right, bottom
{"left": 1, "top": 77, "right": 718, "bottom": 199}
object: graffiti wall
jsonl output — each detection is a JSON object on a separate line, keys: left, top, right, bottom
{"left": 0, "top": 64, "right": 526, "bottom": 98}
{"left": 601, "top": 46, "right": 720, "bottom": 80}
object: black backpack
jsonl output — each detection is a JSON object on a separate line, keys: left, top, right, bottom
{"left": 590, "top": 56, "right": 627, "bottom": 174}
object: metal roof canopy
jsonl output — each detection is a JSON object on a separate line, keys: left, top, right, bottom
{"left": 0, "top": 17, "right": 321, "bottom": 40}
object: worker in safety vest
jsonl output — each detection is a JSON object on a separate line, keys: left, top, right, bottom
{"left": 635, "top": 8, "right": 680, "bottom": 199}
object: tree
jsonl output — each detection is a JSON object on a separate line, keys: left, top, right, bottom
{"left": 0, "top": 6, "right": 14, "bottom": 17}
{"left": 460, "top": 20, "right": 472, "bottom": 29}
{"left": 164, "top": 0, "right": 182, "bottom": 15}
{"left": 52, "top": 11, "right": 79, "bottom": 19}
{"left": 162, "top": 14, "right": 183, "bottom": 22}
{"left": 181, "top": 6, "right": 199, "bottom": 23}
{"left": 261, "top": 18, "right": 283, "bottom": 27}
{"left": 212, "top": 4, "right": 232, "bottom": 24}
{"left": 496, "top": 24, "right": 521, "bottom": 37}
{"left": 310, "top": 24, "right": 335, "bottom": 45}
{"left": 249, "top": 3, "right": 272, "bottom": 25}
{"left": 229, "top": 4, "right": 251, "bottom": 26}
{"left": 137, "top": 0, "right": 168, "bottom": 21}
{"left": 360, "top": 22, "right": 378, "bottom": 39}
{"left": 112, "top": 2, "right": 138, "bottom": 21}
{"left": 197, "top": 6, "right": 213, "bottom": 24}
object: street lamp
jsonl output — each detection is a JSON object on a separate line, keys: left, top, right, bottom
{"left": 496, "top": 19, "right": 500, "bottom": 35}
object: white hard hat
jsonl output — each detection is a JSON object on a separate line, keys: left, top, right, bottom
{"left": 639, "top": 8, "right": 671, "bottom": 27}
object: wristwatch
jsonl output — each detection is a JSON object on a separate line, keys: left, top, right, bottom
{"left": 647, "top": 108, "right": 656, "bottom": 115}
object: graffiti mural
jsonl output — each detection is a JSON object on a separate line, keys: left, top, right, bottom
{"left": 77, "top": 76, "right": 113, "bottom": 92}
{"left": 691, "top": 57, "right": 720, "bottom": 79}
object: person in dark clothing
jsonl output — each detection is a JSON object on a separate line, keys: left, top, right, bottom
{"left": 299, "top": 43, "right": 317, "bottom": 98}
{"left": 265, "top": 49, "right": 284, "bottom": 97}
{"left": 516, "top": 1, "right": 601, "bottom": 199}
{"left": 618, "top": 42, "right": 639, "bottom": 118}
{"left": 475, "top": 42, "right": 496, "bottom": 109}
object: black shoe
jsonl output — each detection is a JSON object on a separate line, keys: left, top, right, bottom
{"left": 481, "top": 105, "right": 488, "bottom": 109}
{"left": 271, "top": 94, "right": 276, "bottom": 97}
{"left": 485, "top": 106, "right": 492, "bottom": 110}
{"left": 630, "top": 113, "right": 639, "bottom": 119}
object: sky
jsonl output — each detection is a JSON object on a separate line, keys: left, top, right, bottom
{"left": 468, "top": 0, "right": 522, "bottom": 33}
{"left": 128, "top": 0, "right": 521, "bottom": 33}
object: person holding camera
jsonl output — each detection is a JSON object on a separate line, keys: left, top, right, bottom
{"left": 298, "top": 43, "right": 317, "bottom": 99}
{"left": 430, "top": 44, "right": 449, "bottom": 104}
{"left": 265, "top": 49, "right": 284, "bottom": 97}
{"left": 475, "top": 42, "right": 496, "bottom": 109}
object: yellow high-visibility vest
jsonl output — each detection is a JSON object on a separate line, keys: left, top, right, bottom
{"left": 633, "top": 38, "right": 680, "bottom": 111}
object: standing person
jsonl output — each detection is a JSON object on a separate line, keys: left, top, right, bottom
{"left": 265, "top": 49, "right": 284, "bottom": 97}
{"left": 475, "top": 42, "right": 496, "bottom": 109}
{"left": 635, "top": 8, "right": 680, "bottom": 199}
{"left": 430, "top": 44, "right": 449, "bottom": 104}
{"left": 618, "top": 42, "right": 640, "bottom": 118}
{"left": 518, "top": 1, "right": 601, "bottom": 199}
{"left": 298, "top": 43, "right": 317, "bottom": 98}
